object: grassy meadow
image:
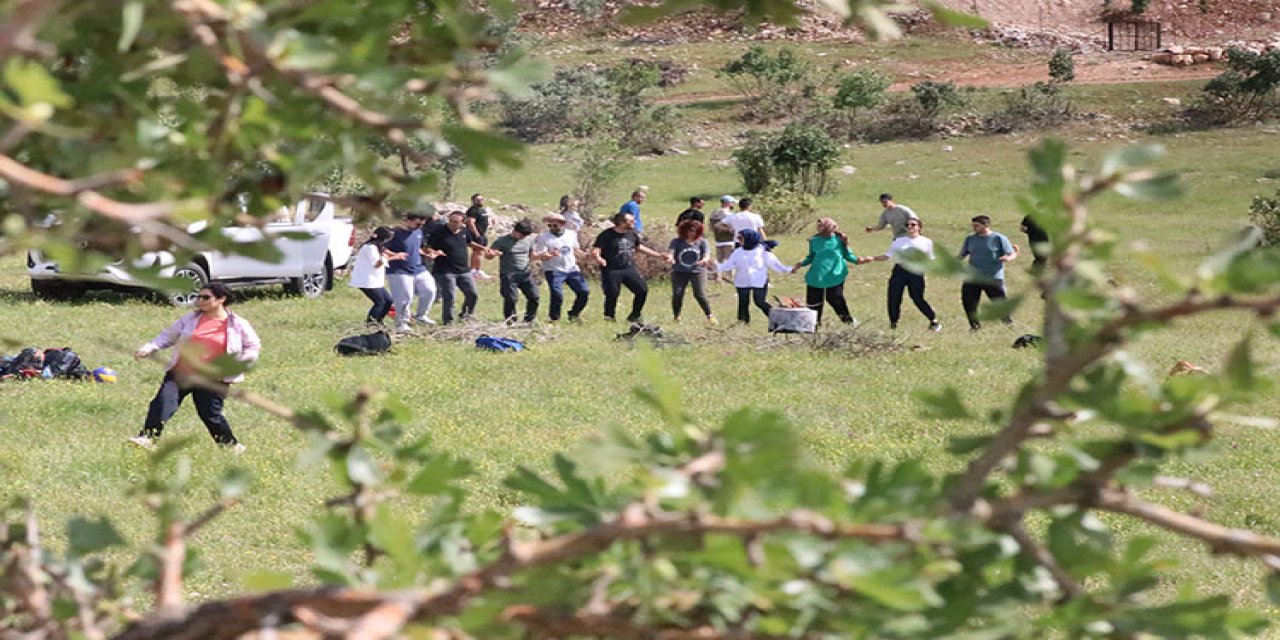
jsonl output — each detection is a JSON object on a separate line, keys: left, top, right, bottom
{"left": 3, "top": 44, "right": 1280, "bottom": 626}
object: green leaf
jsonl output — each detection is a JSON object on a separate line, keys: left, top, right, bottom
{"left": 4, "top": 59, "right": 73, "bottom": 109}
{"left": 923, "top": 1, "right": 988, "bottom": 28}
{"left": 916, "top": 387, "right": 974, "bottom": 420}
{"left": 346, "top": 444, "right": 381, "bottom": 486}
{"left": 66, "top": 517, "right": 125, "bottom": 556}
{"left": 442, "top": 126, "right": 523, "bottom": 172}
{"left": 1267, "top": 572, "right": 1280, "bottom": 605}
{"left": 1223, "top": 336, "right": 1258, "bottom": 391}
{"left": 1114, "top": 172, "right": 1181, "bottom": 201}
{"left": 1101, "top": 144, "right": 1165, "bottom": 177}
{"left": 218, "top": 467, "right": 251, "bottom": 499}
{"left": 947, "top": 434, "right": 992, "bottom": 454}
{"left": 118, "top": 0, "right": 145, "bottom": 52}
{"left": 978, "top": 295, "right": 1023, "bottom": 323}
{"left": 406, "top": 455, "right": 474, "bottom": 495}
{"left": 242, "top": 570, "right": 293, "bottom": 592}
{"left": 849, "top": 572, "right": 937, "bottom": 611}
{"left": 368, "top": 504, "right": 416, "bottom": 563}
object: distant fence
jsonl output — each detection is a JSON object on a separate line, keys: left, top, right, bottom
{"left": 1106, "top": 20, "right": 1162, "bottom": 51}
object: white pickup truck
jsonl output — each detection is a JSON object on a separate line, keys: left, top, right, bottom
{"left": 27, "top": 194, "right": 355, "bottom": 305}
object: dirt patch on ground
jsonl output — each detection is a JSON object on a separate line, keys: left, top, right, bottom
{"left": 895, "top": 51, "right": 1220, "bottom": 89}
{"left": 947, "top": 0, "right": 1279, "bottom": 44}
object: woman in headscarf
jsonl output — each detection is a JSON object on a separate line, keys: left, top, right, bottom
{"left": 717, "top": 229, "right": 791, "bottom": 324}
{"left": 792, "top": 218, "right": 866, "bottom": 325}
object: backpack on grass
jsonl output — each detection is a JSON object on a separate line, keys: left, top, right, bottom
{"left": 41, "top": 348, "right": 84, "bottom": 379}
{"left": 1, "top": 347, "right": 44, "bottom": 380}
{"left": 475, "top": 335, "right": 525, "bottom": 352}
{"left": 334, "top": 331, "right": 392, "bottom": 356}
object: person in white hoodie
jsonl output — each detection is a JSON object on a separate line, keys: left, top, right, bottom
{"left": 716, "top": 229, "right": 791, "bottom": 324}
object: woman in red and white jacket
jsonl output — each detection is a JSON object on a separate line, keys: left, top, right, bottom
{"left": 129, "top": 282, "right": 261, "bottom": 452}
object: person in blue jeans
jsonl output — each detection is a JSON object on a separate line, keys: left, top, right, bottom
{"left": 958, "top": 214, "right": 1017, "bottom": 331}
{"left": 534, "top": 212, "right": 590, "bottom": 322}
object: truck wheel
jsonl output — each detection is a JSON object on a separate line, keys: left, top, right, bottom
{"left": 169, "top": 263, "right": 209, "bottom": 306}
{"left": 288, "top": 266, "right": 327, "bottom": 298}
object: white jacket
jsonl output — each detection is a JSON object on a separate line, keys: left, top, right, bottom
{"left": 717, "top": 246, "right": 791, "bottom": 288}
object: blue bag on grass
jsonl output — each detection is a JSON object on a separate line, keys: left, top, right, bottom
{"left": 475, "top": 335, "right": 525, "bottom": 352}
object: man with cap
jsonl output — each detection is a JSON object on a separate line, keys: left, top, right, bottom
{"left": 385, "top": 207, "right": 438, "bottom": 332}
{"left": 865, "top": 193, "right": 920, "bottom": 239}
{"left": 708, "top": 195, "right": 738, "bottom": 281}
{"left": 488, "top": 218, "right": 540, "bottom": 324}
{"left": 534, "top": 212, "right": 590, "bottom": 323}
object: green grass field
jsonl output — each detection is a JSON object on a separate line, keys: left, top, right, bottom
{"left": 3, "top": 40, "right": 1280, "bottom": 626}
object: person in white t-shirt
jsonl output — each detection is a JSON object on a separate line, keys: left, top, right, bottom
{"left": 722, "top": 197, "right": 767, "bottom": 239}
{"left": 869, "top": 218, "right": 940, "bottom": 331}
{"left": 348, "top": 226, "right": 405, "bottom": 326}
{"left": 534, "top": 212, "right": 590, "bottom": 323}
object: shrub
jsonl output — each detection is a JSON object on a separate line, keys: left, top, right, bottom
{"left": 718, "top": 45, "right": 815, "bottom": 120}
{"left": 832, "top": 69, "right": 891, "bottom": 111}
{"left": 1193, "top": 48, "right": 1280, "bottom": 124}
{"left": 570, "top": 136, "right": 630, "bottom": 219}
{"left": 732, "top": 134, "right": 776, "bottom": 194}
{"left": 1049, "top": 49, "right": 1075, "bottom": 84}
{"left": 911, "top": 80, "right": 965, "bottom": 119}
{"left": 1250, "top": 189, "right": 1280, "bottom": 246}
{"left": 982, "top": 82, "right": 1073, "bottom": 134}
{"left": 753, "top": 185, "right": 818, "bottom": 234}
{"left": 500, "top": 66, "right": 611, "bottom": 142}
{"left": 844, "top": 96, "right": 938, "bottom": 142}
{"left": 606, "top": 61, "right": 677, "bottom": 153}
{"left": 769, "top": 124, "right": 840, "bottom": 196}
{"left": 1131, "top": 0, "right": 1151, "bottom": 12}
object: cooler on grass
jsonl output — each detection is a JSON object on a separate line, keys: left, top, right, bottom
{"left": 768, "top": 307, "right": 817, "bottom": 334}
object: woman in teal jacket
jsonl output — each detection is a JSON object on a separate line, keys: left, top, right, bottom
{"left": 792, "top": 218, "right": 868, "bottom": 324}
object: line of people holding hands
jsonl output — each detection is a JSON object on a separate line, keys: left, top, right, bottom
{"left": 347, "top": 191, "right": 1027, "bottom": 332}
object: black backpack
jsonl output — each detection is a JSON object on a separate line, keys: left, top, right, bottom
{"left": 1, "top": 347, "right": 44, "bottom": 379}
{"left": 334, "top": 331, "right": 392, "bottom": 356}
{"left": 42, "top": 348, "right": 83, "bottom": 378}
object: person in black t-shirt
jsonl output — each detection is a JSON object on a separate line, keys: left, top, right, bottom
{"left": 676, "top": 196, "right": 706, "bottom": 225}
{"left": 428, "top": 210, "right": 494, "bottom": 324}
{"left": 465, "top": 193, "right": 493, "bottom": 280}
{"left": 1020, "top": 214, "right": 1050, "bottom": 275}
{"left": 590, "top": 212, "right": 672, "bottom": 322}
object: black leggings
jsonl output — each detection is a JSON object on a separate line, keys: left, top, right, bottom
{"left": 671, "top": 271, "right": 712, "bottom": 317}
{"left": 736, "top": 287, "right": 771, "bottom": 323}
{"left": 360, "top": 287, "right": 393, "bottom": 323}
{"left": 961, "top": 281, "right": 1008, "bottom": 328}
{"left": 887, "top": 266, "right": 936, "bottom": 325}
{"left": 602, "top": 267, "right": 649, "bottom": 322}
{"left": 141, "top": 372, "right": 237, "bottom": 444}
{"left": 806, "top": 284, "right": 852, "bottom": 324}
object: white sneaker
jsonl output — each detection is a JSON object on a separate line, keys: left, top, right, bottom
{"left": 127, "top": 435, "right": 156, "bottom": 450}
{"left": 231, "top": 443, "right": 246, "bottom": 455}
{"left": 413, "top": 315, "right": 436, "bottom": 325}
{"left": 472, "top": 270, "right": 494, "bottom": 281}
{"left": 395, "top": 323, "right": 413, "bottom": 334}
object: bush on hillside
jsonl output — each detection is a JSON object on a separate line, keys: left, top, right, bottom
{"left": 832, "top": 69, "right": 891, "bottom": 111}
{"left": 718, "top": 45, "right": 817, "bottom": 120}
{"left": 982, "top": 82, "right": 1073, "bottom": 134}
{"left": 570, "top": 136, "right": 631, "bottom": 218}
{"left": 1160, "top": 48, "right": 1280, "bottom": 131}
{"left": 1049, "top": 49, "right": 1076, "bottom": 84}
{"left": 731, "top": 133, "right": 776, "bottom": 194}
{"left": 732, "top": 125, "right": 839, "bottom": 196}
{"left": 911, "top": 80, "right": 965, "bottom": 120}
{"left": 1250, "top": 189, "right": 1280, "bottom": 246}
{"left": 500, "top": 66, "right": 611, "bottom": 141}
{"left": 753, "top": 185, "right": 819, "bottom": 234}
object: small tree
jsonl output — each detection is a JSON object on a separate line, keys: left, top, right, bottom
{"left": 570, "top": 136, "right": 630, "bottom": 219}
{"left": 1196, "top": 48, "right": 1280, "bottom": 123}
{"left": 1049, "top": 49, "right": 1076, "bottom": 84}
{"left": 1250, "top": 188, "right": 1280, "bottom": 246}
{"left": 718, "top": 45, "right": 815, "bottom": 120}
{"left": 832, "top": 69, "right": 891, "bottom": 111}
{"left": 732, "top": 133, "right": 777, "bottom": 194}
{"left": 769, "top": 124, "right": 840, "bottom": 196}
{"left": 911, "top": 80, "right": 965, "bottom": 119}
